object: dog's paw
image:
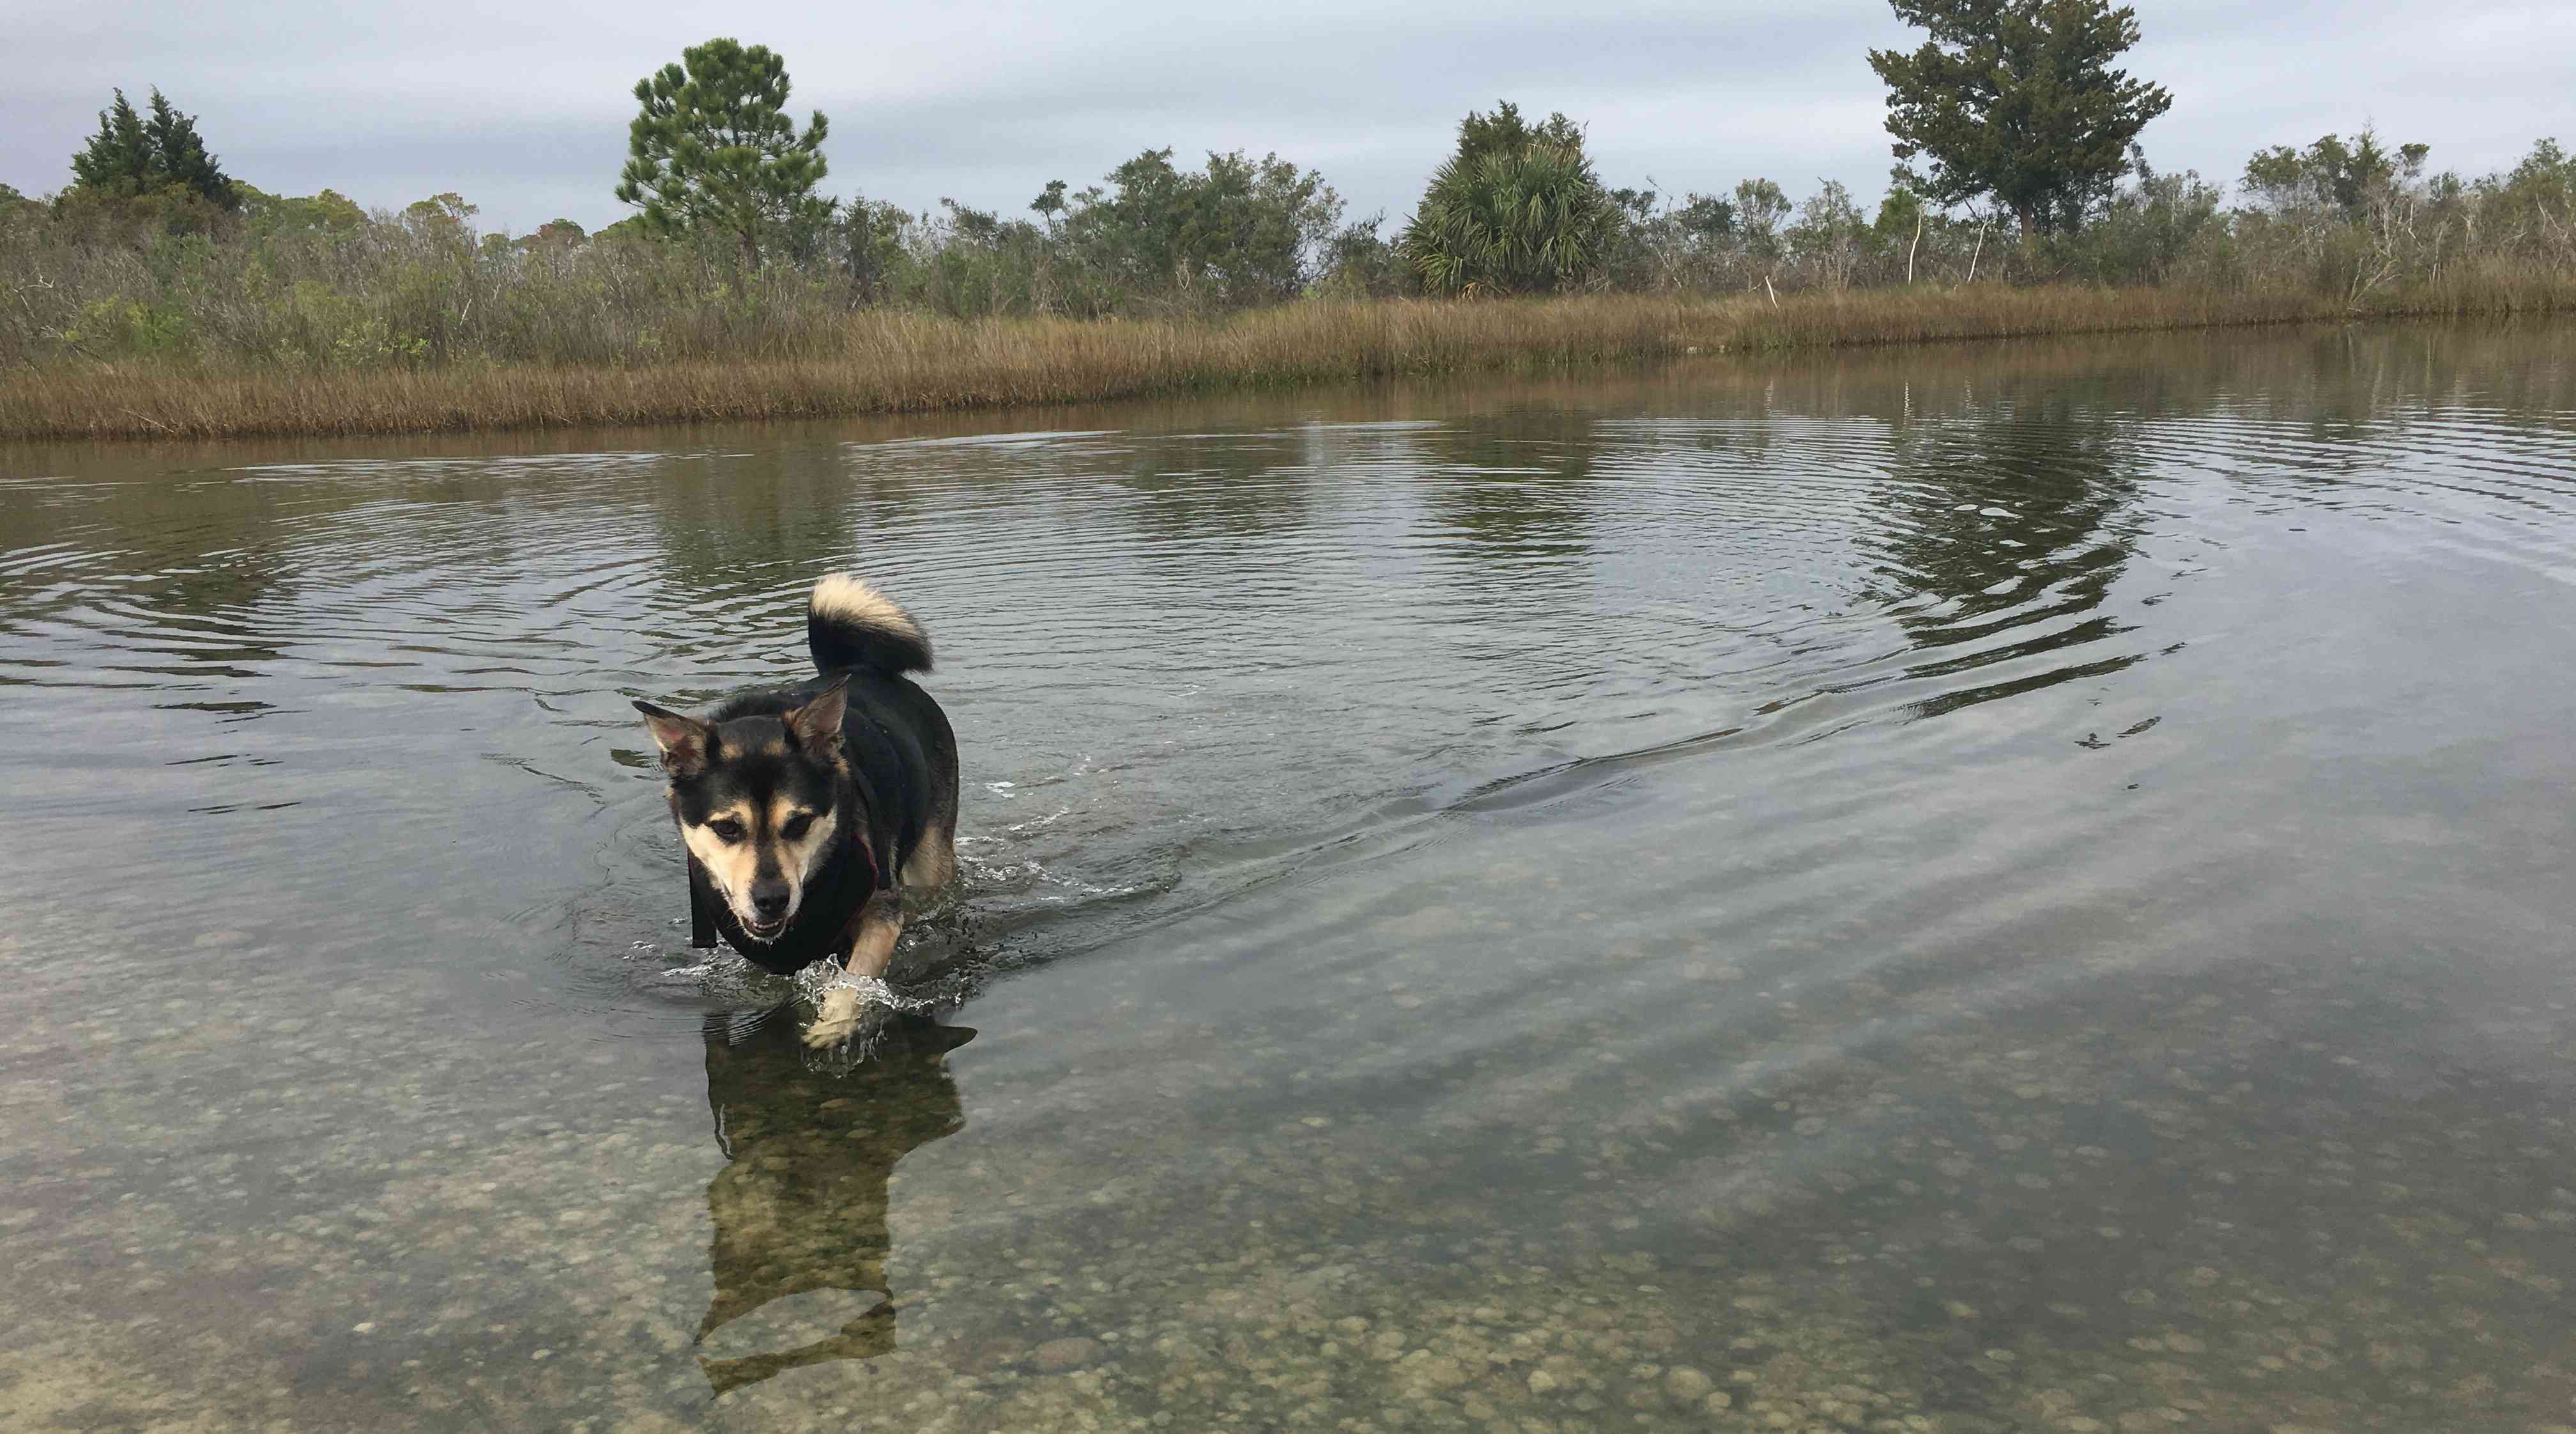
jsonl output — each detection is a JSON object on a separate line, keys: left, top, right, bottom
{"left": 804, "top": 987, "right": 864, "bottom": 1049}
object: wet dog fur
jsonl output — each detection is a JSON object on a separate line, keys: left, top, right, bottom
{"left": 636, "top": 574, "right": 960, "bottom": 1047}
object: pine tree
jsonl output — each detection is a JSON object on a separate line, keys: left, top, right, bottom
{"left": 613, "top": 38, "right": 833, "bottom": 268}
{"left": 1867, "top": 0, "right": 2173, "bottom": 237}
{"left": 70, "top": 89, "right": 157, "bottom": 196}
{"left": 144, "top": 88, "right": 238, "bottom": 210}
{"left": 68, "top": 87, "right": 238, "bottom": 210}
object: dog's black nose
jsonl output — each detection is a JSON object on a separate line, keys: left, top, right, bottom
{"left": 749, "top": 881, "right": 792, "bottom": 920}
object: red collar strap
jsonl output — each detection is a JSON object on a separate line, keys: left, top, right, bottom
{"left": 849, "top": 822, "right": 886, "bottom": 888}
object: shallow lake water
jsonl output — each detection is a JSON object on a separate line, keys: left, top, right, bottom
{"left": 6, "top": 324, "right": 2576, "bottom": 1432}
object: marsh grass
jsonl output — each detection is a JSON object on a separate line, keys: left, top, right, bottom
{"left": 10, "top": 276, "right": 2570, "bottom": 441}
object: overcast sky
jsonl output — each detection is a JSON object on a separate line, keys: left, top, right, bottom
{"left": 5, "top": 1, "right": 2569, "bottom": 236}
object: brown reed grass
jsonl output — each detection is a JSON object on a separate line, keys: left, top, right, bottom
{"left": 8, "top": 279, "right": 2569, "bottom": 442}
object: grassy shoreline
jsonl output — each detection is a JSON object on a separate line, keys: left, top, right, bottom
{"left": 9, "top": 282, "right": 2570, "bottom": 442}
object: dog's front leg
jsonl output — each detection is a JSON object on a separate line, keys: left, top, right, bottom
{"left": 842, "top": 888, "right": 907, "bottom": 980}
{"left": 805, "top": 891, "right": 906, "bottom": 1049}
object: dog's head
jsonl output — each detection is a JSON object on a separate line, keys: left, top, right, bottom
{"left": 634, "top": 679, "right": 851, "bottom": 943}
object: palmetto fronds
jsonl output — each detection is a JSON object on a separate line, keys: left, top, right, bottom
{"left": 1402, "top": 141, "right": 1620, "bottom": 297}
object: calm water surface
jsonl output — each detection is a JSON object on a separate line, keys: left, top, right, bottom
{"left": 6, "top": 326, "right": 2576, "bottom": 1431}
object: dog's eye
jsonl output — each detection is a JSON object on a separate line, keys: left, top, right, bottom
{"left": 781, "top": 813, "right": 814, "bottom": 842}
{"left": 706, "top": 819, "right": 745, "bottom": 843}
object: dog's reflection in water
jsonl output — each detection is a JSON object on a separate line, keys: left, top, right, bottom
{"left": 696, "top": 1008, "right": 974, "bottom": 1394}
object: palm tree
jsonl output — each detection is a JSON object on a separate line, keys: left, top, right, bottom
{"left": 1401, "top": 104, "right": 1620, "bottom": 296}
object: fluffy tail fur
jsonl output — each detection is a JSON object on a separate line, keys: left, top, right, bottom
{"left": 807, "top": 573, "right": 933, "bottom": 675}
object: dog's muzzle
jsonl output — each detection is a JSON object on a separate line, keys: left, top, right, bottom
{"left": 744, "top": 877, "right": 795, "bottom": 940}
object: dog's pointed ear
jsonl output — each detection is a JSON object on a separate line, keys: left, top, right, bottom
{"left": 634, "top": 700, "right": 712, "bottom": 778}
{"left": 782, "top": 677, "right": 849, "bottom": 758}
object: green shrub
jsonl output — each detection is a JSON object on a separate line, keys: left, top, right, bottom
{"left": 1401, "top": 104, "right": 1621, "bottom": 297}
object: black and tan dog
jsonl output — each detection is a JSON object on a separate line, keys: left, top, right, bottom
{"left": 635, "top": 574, "right": 959, "bottom": 1047}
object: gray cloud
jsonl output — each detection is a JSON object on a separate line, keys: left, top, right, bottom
{"left": 4, "top": 0, "right": 2567, "bottom": 236}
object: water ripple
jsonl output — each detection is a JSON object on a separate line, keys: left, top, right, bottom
{"left": 4, "top": 330, "right": 2573, "bottom": 1021}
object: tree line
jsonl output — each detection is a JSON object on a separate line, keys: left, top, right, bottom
{"left": 5, "top": 0, "right": 2573, "bottom": 369}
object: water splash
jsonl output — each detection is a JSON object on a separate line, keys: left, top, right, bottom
{"left": 793, "top": 964, "right": 933, "bottom": 1016}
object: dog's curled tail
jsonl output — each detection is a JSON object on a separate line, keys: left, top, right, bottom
{"left": 807, "top": 573, "right": 933, "bottom": 676}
